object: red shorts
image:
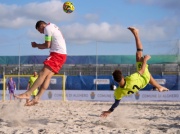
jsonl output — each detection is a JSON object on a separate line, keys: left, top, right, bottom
{"left": 43, "top": 52, "right": 67, "bottom": 74}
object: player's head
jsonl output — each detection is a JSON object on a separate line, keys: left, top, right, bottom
{"left": 112, "top": 69, "right": 123, "bottom": 83}
{"left": 35, "top": 20, "right": 47, "bottom": 34}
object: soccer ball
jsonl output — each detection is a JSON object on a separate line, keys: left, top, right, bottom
{"left": 63, "top": 1, "right": 75, "bottom": 14}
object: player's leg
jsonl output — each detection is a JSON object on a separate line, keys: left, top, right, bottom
{"left": 9, "top": 93, "right": 12, "bottom": 101}
{"left": 128, "top": 27, "right": 143, "bottom": 62}
{"left": 26, "top": 71, "right": 54, "bottom": 106}
{"left": 149, "top": 74, "right": 169, "bottom": 92}
{"left": 25, "top": 95, "right": 35, "bottom": 106}
{"left": 25, "top": 98, "right": 30, "bottom": 106}
{"left": 37, "top": 71, "right": 54, "bottom": 98}
{"left": 13, "top": 93, "right": 15, "bottom": 100}
{"left": 128, "top": 27, "right": 169, "bottom": 91}
{"left": 15, "top": 65, "right": 52, "bottom": 99}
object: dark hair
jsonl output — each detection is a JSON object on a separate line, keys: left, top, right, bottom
{"left": 112, "top": 69, "right": 123, "bottom": 83}
{"left": 35, "top": 20, "right": 46, "bottom": 29}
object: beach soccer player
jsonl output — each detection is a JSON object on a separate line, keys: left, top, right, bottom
{"left": 15, "top": 20, "right": 67, "bottom": 106}
{"left": 101, "top": 27, "right": 169, "bottom": 118}
{"left": 25, "top": 71, "right": 39, "bottom": 105}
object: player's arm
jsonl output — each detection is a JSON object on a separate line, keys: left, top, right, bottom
{"left": 100, "top": 99, "right": 121, "bottom": 118}
{"left": 31, "top": 41, "right": 51, "bottom": 49}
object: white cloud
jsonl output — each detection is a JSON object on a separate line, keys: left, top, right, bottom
{"left": 61, "top": 22, "right": 127, "bottom": 43}
{"left": 0, "top": 0, "right": 74, "bottom": 29}
{"left": 1, "top": 0, "right": 180, "bottom": 46}
{"left": 62, "top": 20, "right": 180, "bottom": 44}
{"left": 27, "top": 20, "right": 179, "bottom": 45}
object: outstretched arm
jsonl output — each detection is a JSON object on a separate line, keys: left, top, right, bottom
{"left": 100, "top": 99, "right": 121, "bottom": 118}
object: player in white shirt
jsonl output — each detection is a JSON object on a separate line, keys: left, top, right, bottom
{"left": 15, "top": 20, "right": 67, "bottom": 106}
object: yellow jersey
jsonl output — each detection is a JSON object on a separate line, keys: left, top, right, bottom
{"left": 29, "top": 76, "right": 38, "bottom": 96}
{"left": 114, "top": 62, "right": 150, "bottom": 100}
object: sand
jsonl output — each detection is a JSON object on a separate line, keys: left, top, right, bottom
{"left": 0, "top": 100, "right": 180, "bottom": 134}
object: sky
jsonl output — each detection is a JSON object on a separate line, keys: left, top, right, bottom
{"left": 0, "top": 0, "right": 180, "bottom": 56}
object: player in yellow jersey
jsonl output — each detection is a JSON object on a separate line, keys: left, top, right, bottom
{"left": 101, "top": 27, "right": 169, "bottom": 118}
{"left": 25, "top": 71, "right": 38, "bottom": 106}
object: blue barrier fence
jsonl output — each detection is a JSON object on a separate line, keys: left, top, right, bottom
{"left": 65, "top": 75, "right": 179, "bottom": 90}
{"left": 0, "top": 75, "right": 179, "bottom": 90}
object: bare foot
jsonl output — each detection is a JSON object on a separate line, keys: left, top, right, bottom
{"left": 25, "top": 97, "right": 39, "bottom": 106}
{"left": 24, "top": 99, "right": 31, "bottom": 106}
{"left": 14, "top": 93, "right": 30, "bottom": 99}
{"left": 128, "top": 27, "right": 139, "bottom": 35}
{"left": 25, "top": 100, "right": 38, "bottom": 106}
{"left": 157, "top": 87, "right": 169, "bottom": 92}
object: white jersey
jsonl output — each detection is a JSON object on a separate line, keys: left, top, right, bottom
{"left": 44, "top": 23, "right": 67, "bottom": 54}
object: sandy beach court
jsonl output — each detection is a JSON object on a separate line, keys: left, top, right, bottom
{"left": 0, "top": 100, "right": 180, "bottom": 134}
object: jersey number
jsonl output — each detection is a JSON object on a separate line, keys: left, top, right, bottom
{"left": 127, "top": 85, "right": 140, "bottom": 94}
